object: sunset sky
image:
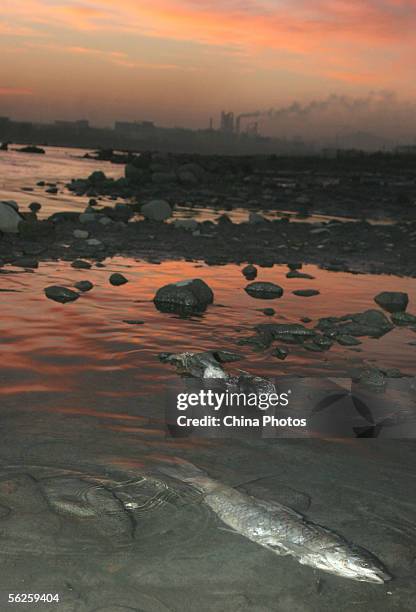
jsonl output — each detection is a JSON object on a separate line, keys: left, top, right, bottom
{"left": 1, "top": 1, "right": 416, "bottom": 136}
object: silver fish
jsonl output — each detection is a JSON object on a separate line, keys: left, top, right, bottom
{"left": 157, "top": 460, "right": 390, "bottom": 584}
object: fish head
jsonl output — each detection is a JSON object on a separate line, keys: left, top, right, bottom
{"left": 307, "top": 545, "right": 391, "bottom": 583}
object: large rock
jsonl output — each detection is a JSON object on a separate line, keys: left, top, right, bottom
{"left": 154, "top": 279, "right": 214, "bottom": 312}
{"left": 141, "top": 199, "right": 172, "bottom": 221}
{"left": 44, "top": 286, "right": 79, "bottom": 303}
{"left": 374, "top": 291, "right": 408, "bottom": 313}
{"left": 0, "top": 201, "right": 22, "bottom": 233}
{"left": 245, "top": 282, "right": 284, "bottom": 299}
{"left": 316, "top": 309, "right": 393, "bottom": 338}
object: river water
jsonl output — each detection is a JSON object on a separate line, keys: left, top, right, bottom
{"left": 0, "top": 146, "right": 415, "bottom": 612}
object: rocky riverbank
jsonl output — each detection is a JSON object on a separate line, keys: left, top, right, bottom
{"left": 1, "top": 149, "right": 415, "bottom": 276}
{"left": 0, "top": 199, "right": 415, "bottom": 278}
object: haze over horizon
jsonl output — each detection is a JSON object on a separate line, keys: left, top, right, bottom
{"left": 2, "top": 1, "right": 416, "bottom": 140}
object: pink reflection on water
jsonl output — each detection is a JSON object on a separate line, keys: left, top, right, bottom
{"left": 0, "top": 258, "right": 415, "bottom": 412}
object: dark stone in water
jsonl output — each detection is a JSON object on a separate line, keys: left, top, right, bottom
{"left": 109, "top": 273, "right": 128, "bottom": 286}
{"left": 286, "top": 271, "right": 315, "bottom": 279}
{"left": 374, "top": 291, "right": 408, "bottom": 313}
{"left": 123, "top": 319, "right": 145, "bottom": 325}
{"left": 242, "top": 264, "right": 257, "bottom": 279}
{"left": 74, "top": 280, "right": 93, "bottom": 292}
{"left": 293, "top": 289, "right": 320, "bottom": 297}
{"left": 154, "top": 278, "right": 214, "bottom": 312}
{"left": 44, "top": 285, "right": 79, "bottom": 303}
{"left": 316, "top": 309, "right": 393, "bottom": 338}
{"left": 29, "top": 202, "right": 41, "bottom": 213}
{"left": 71, "top": 259, "right": 91, "bottom": 269}
{"left": 245, "top": 282, "right": 284, "bottom": 299}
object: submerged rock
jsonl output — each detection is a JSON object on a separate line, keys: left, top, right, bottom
{"left": 286, "top": 271, "right": 315, "bottom": 279}
{"left": 337, "top": 334, "right": 362, "bottom": 346}
{"left": 245, "top": 282, "right": 284, "bottom": 299}
{"left": 44, "top": 286, "right": 79, "bottom": 303}
{"left": 316, "top": 309, "right": 393, "bottom": 338}
{"left": 391, "top": 311, "right": 416, "bottom": 326}
{"left": 374, "top": 291, "right": 408, "bottom": 313}
{"left": 141, "top": 199, "right": 172, "bottom": 221}
{"left": 293, "top": 289, "right": 320, "bottom": 297}
{"left": 154, "top": 278, "right": 214, "bottom": 312}
{"left": 255, "top": 323, "right": 316, "bottom": 345}
{"left": 109, "top": 273, "right": 128, "bottom": 286}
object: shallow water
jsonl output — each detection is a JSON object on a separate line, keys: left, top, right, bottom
{"left": 1, "top": 259, "right": 416, "bottom": 398}
{"left": 1, "top": 150, "right": 416, "bottom": 611}
{"left": 0, "top": 145, "right": 124, "bottom": 216}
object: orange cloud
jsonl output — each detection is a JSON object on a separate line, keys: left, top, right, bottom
{"left": 2, "top": 0, "right": 416, "bottom": 112}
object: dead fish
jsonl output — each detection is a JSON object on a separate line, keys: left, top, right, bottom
{"left": 157, "top": 459, "right": 390, "bottom": 584}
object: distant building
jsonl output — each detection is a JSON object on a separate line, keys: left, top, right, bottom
{"left": 54, "top": 120, "right": 89, "bottom": 129}
{"left": 395, "top": 145, "right": 416, "bottom": 154}
{"left": 114, "top": 121, "right": 155, "bottom": 136}
{"left": 220, "top": 111, "right": 234, "bottom": 133}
